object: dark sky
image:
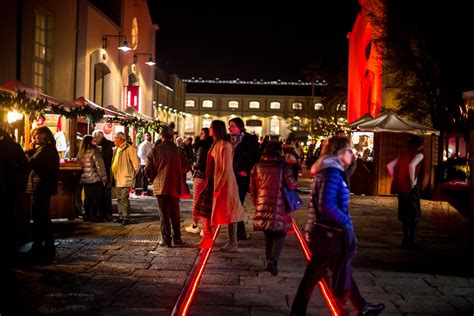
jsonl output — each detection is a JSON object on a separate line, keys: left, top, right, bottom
{"left": 147, "top": 3, "right": 360, "bottom": 81}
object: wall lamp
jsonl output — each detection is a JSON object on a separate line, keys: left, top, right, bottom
{"left": 133, "top": 52, "right": 156, "bottom": 66}
{"left": 102, "top": 34, "right": 131, "bottom": 52}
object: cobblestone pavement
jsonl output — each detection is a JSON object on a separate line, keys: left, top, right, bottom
{"left": 6, "top": 176, "right": 474, "bottom": 315}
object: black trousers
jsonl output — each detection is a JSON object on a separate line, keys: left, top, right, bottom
{"left": 156, "top": 195, "right": 181, "bottom": 245}
{"left": 134, "top": 165, "right": 148, "bottom": 192}
{"left": 236, "top": 178, "right": 248, "bottom": 238}
{"left": 100, "top": 185, "right": 112, "bottom": 218}
{"left": 291, "top": 253, "right": 366, "bottom": 315}
{"left": 31, "top": 193, "right": 54, "bottom": 249}
{"left": 264, "top": 230, "right": 286, "bottom": 262}
{"left": 83, "top": 182, "right": 103, "bottom": 219}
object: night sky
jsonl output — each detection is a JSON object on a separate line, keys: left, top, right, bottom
{"left": 146, "top": 3, "right": 360, "bottom": 81}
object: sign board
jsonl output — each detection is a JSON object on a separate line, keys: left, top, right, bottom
{"left": 126, "top": 85, "right": 140, "bottom": 111}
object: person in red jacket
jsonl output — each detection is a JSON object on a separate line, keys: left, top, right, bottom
{"left": 387, "top": 135, "right": 424, "bottom": 249}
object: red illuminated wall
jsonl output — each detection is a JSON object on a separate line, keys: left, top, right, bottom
{"left": 347, "top": 0, "right": 383, "bottom": 123}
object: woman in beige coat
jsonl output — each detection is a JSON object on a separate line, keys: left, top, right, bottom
{"left": 195, "top": 120, "right": 246, "bottom": 251}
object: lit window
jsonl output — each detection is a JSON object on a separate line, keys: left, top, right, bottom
{"left": 292, "top": 102, "right": 303, "bottom": 110}
{"left": 33, "top": 11, "right": 52, "bottom": 93}
{"left": 314, "top": 103, "right": 324, "bottom": 110}
{"left": 228, "top": 100, "right": 239, "bottom": 109}
{"left": 185, "top": 100, "right": 195, "bottom": 107}
{"left": 249, "top": 101, "right": 260, "bottom": 109}
{"left": 270, "top": 118, "right": 280, "bottom": 135}
{"left": 202, "top": 100, "right": 213, "bottom": 108}
{"left": 340, "top": 104, "right": 346, "bottom": 111}
{"left": 184, "top": 115, "right": 194, "bottom": 133}
{"left": 270, "top": 102, "right": 281, "bottom": 109}
{"left": 202, "top": 118, "right": 212, "bottom": 128}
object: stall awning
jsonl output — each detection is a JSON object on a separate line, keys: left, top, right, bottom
{"left": 124, "top": 106, "right": 153, "bottom": 121}
{"left": 355, "top": 111, "right": 439, "bottom": 135}
{"left": 70, "top": 97, "right": 127, "bottom": 118}
{"left": 0, "top": 79, "right": 68, "bottom": 106}
{"left": 348, "top": 113, "right": 373, "bottom": 128}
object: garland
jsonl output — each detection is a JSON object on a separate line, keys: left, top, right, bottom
{"left": 107, "top": 115, "right": 165, "bottom": 133}
{"left": 51, "top": 104, "right": 104, "bottom": 123}
{"left": 0, "top": 90, "right": 105, "bottom": 123}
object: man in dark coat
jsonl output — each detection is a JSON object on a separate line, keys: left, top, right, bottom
{"left": 93, "top": 131, "right": 114, "bottom": 220}
{"left": 0, "top": 127, "right": 29, "bottom": 285}
{"left": 145, "top": 126, "right": 190, "bottom": 247}
{"left": 228, "top": 117, "right": 260, "bottom": 240}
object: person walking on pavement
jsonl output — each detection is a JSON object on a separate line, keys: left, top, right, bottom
{"left": 250, "top": 141, "right": 297, "bottom": 276}
{"left": 93, "top": 130, "right": 114, "bottom": 220}
{"left": 77, "top": 135, "right": 108, "bottom": 221}
{"left": 228, "top": 117, "right": 260, "bottom": 240}
{"left": 25, "top": 126, "right": 59, "bottom": 261}
{"left": 111, "top": 132, "right": 139, "bottom": 225}
{"left": 387, "top": 135, "right": 424, "bottom": 250}
{"left": 145, "top": 126, "right": 190, "bottom": 247}
{"left": 195, "top": 120, "right": 246, "bottom": 250}
{"left": 185, "top": 128, "right": 213, "bottom": 235}
{"left": 135, "top": 131, "right": 153, "bottom": 196}
{"left": 291, "top": 136, "right": 384, "bottom": 316}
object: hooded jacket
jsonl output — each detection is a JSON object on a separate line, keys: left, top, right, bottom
{"left": 305, "top": 155, "right": 352, "bottom": 233}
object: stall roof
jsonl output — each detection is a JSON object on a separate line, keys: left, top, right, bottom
{"left": 348, "top": 113, "right": 373, "bottom": 128}
{"left": 72, "top": 97, "right": 127, "bottom": 118}
{"left": 0, "top": 79, "right": 68, "bottom": 105}
{"left": 124, "top": 106, "right": 153, "bottom": 121}
{"left": 355, "top": 111, "right": 439, "bottom": 135}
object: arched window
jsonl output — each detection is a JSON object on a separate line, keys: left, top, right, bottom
{"left": 202, "top": 100, "right": 213, "bottom": 108}
{"left": 185, "top": 100, "right": 195, "bottom": 107}
{"left": 314, "top": 103, "right": 324, "bottom": 110}
{"left": 184, "top": 115, "right": 194, "bottom": 133}
{"left": 270, "top": 118, "right": 280, "bottom": 135}
{"left": 93, "top": 63, "right": 111, "bottom": 106}
{"left": 340, "top": 104, "right": 347, "bottom": 111}
{"left": 228, "top": 100, "right": 239, "bottom": 108}
{"left": 270, "top": 102, "right": 281, "bottom": 109}
{"left": 249, "top": 101, "right": 260, "bottom": 109}
{"left": 202, "top": 118, "right": 212, "bottom": 128}
{"left": 292, "top": 102, "right": 303, "bottom": 110}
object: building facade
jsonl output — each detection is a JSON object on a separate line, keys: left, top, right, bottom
{"left": 183, "top": 81, "right": 347, "bottom": 139}
{"left": 1, "top": 0, "right": 158, "bottom": 135}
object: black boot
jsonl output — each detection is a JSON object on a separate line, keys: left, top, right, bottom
{"left": 358, "top": 303, "right": 385, "bottom": 316}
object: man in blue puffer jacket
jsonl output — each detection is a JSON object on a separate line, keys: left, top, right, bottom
{"left": 291, "top": 136, "right": 384, "bottom": 316}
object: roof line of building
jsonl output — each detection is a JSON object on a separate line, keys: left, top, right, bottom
{"left": 183, "top": 78, "right": 327, "bottom": 86}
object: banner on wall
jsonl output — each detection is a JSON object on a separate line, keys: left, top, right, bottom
{"left": 126, "top": 85, "right": 140, "bottom": 111}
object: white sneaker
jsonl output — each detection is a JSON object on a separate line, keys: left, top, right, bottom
{"left": 185, "top": 224, "right": 200, "bottom": 234}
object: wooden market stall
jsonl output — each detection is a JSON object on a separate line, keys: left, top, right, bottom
{"left": 350, "top": 111, "right": 439, "bottom": 196}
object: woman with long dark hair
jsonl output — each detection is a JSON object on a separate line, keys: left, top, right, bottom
{"left": 25, "top": 126, "right": 59, "bottom": 261}
{"left": 77, "top": 135, "right": 108, "bottom": 221}
{"left": 195, "top": 120, "right": 246, "bottom": 251}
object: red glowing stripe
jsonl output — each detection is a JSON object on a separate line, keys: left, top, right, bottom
{"left": 179, "top": 225, "right": 221, "bottom": 316}
{"left": 291, "top": 220, "right": 340, "bottom": 316}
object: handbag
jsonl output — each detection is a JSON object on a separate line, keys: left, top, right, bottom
{"left": 282, "top": 186, "right": 303, "bottom": 213}
{"left": 311, "top": 222, "right": 345, "bottom": 256}
{"left": 179, "top": 175, "right": 191, "bottom": 199}
{"left": 280, "top": 163, "right": 303, "bottom": 213}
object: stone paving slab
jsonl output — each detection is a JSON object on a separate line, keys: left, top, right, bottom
{"left": 6, "top": 176, "right": 474, "bottom": 315}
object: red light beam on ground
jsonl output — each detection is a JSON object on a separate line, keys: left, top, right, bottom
{"left": 292, "top": 219, "right": 340, "bottom": 316}
{"left": 172, "top": 225, "right": 221, "bottom": 316}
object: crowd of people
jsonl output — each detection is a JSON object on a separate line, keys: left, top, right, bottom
{"left": 1, "top": 118, "right": 392, "bottom": 316}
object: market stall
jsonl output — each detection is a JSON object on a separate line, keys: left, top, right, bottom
{"left": 350, "top": 111, "right": 439, "bottom": 196}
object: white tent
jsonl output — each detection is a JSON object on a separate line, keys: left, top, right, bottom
{"left": 355, "top": 111, "right": 439, "bottom": 135}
